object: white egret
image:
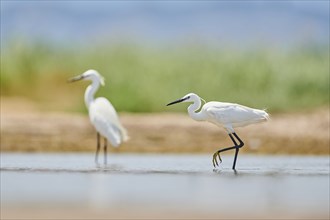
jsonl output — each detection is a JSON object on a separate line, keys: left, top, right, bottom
{"left": 167, "top": 93, "right": 269, "bottom": 170}
{"left": 68, "top": 69, "right": 128, "bottom": 164}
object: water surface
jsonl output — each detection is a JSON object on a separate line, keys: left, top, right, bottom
{"left": 1, "top": 153, "right": 329, "bottom": 219}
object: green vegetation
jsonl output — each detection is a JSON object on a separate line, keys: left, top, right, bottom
{"left": 1, "top": 41, "right": 329, "bottom": 113}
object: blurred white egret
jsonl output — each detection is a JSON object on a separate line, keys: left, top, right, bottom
{"left": 68, "top": 69, "right": 128, "bottom": 164}
{"left": 167, "top": 93, "right": 269, "bottom": 170}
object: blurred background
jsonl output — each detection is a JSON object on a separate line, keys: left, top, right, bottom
{"left": 1, "top": 1, "right": 329, "bottom": 220}
{"left": 1, "top": 1, "right": 329, "bottom": 153}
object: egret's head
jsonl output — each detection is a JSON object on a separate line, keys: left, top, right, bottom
{"left": 68, "top": 69, "right": 105, "bottom": 86}
{"left": 166, "top": 93, "right": 200, "bottom": 106}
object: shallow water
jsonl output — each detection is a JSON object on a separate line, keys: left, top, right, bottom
{"left": 1, "top": 153, "right": 329, "bottom": 219}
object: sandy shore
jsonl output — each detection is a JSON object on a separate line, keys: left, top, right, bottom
{"left": 1, "top": 97, "right": 329, "bottom": 154}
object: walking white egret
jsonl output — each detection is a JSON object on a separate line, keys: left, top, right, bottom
{"left": 167, "top": 93, "right": 269, "bottom": 170}
{"left": 68, "top": 69, "right": 128, "bottom": 164}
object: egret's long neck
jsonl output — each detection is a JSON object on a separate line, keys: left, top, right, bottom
{"left": 188, "top": 98, "right": 205, "bottom": 121}
{"left": 84, "top": 80, "right": 100, "bottom": 109}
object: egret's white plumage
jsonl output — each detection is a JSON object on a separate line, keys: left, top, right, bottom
{"left": 89, "top": 97, "right": 128, "bottom": 147}
{"left": 204, "top": 101, "right": 269, "bottom": 133}
{"left": 69, "top": 69, "right": 128, "bottom": 163}
{"left": 167, "top": 92, "right": 269, "bottom": 169}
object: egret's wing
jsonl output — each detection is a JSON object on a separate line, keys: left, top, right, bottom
{"left": 89, "top": 97, "right": 128, "bottom": 147}
{"left": 205, "top": 102, "right": 267, "bottom": 126}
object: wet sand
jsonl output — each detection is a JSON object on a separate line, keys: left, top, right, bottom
{"left": 1, "top": 153, "right": 329, "bottom": 219}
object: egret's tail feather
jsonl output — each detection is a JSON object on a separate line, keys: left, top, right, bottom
{"left": 122, "top": 132, "right": 130, "bottom": 142}
{"left": 252, "top": 108, "right": 270, "bottom": 121}
{"left": 264, "top": 112, "right": 270, "bottom": 121}
{"left": 261, "top": 110, "right": 270, "bottom": 121}
{"left": 121, "top": 127, "right": 130, "bottom": 142}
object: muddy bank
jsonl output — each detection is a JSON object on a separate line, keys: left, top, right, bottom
{"left": 1, "top": 98, "right": 329, "bottom": 154}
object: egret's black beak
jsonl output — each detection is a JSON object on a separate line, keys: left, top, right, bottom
{"left": 166, "top": 96, "right": 190, "bottom": 106}
{"left": 67, "top": 75, "right": 84, "bottom": 83}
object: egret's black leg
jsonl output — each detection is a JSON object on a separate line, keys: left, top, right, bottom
{"left": 232, "top": 133, "right": 244, "bottom": 170}
{"left": 229, "top": 133, "right": 238, "bottom": 145}
{"left": 212, "top": 134, "right": 237, "bottom": 166}
{"left": 230, "top": 133, "right": 239, "bottom": 170}
{"left": 232, "top": 148, "right": 239, "bottom": 170}
{"left": 104, "top": 138, "right": 107, "bottom": 165}
{"left": 95, "top": 133, "right": 100, "bottom": 164}
{"left": 212, "top": 132, "right": 244, "bottom": 170}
